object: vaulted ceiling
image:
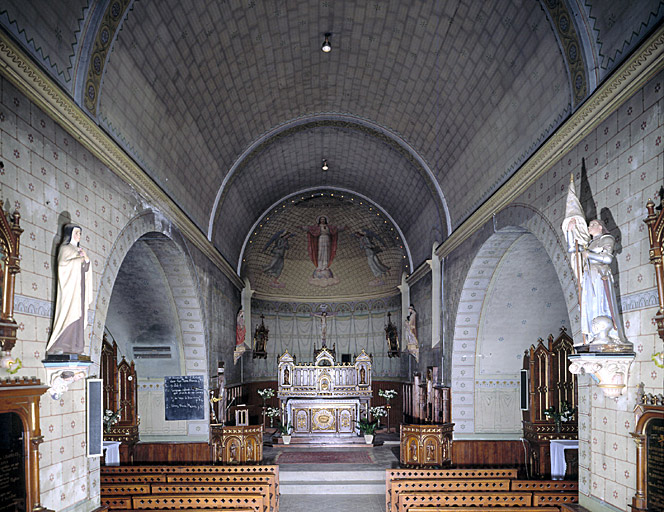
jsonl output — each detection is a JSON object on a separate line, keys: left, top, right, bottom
{"left": 2, "top": 0, "right": 662, "bottom": 269}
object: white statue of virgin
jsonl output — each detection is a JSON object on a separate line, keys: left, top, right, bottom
{"left": 46, "top": 224, "right": 93, "bottom": 355}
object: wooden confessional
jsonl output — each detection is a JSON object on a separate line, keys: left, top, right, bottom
{"left": 522, "top": 327, "right": 578, "bottom": 478}
{"left": 100, "top": 334, "right": 139, "bottom": 463}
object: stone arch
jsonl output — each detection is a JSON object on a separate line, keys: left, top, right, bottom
{"left": 89, "top": 209, "right": 208, "bottom": 384}
{"left": 449, "top": 204, "right": 578, "bottom": 435}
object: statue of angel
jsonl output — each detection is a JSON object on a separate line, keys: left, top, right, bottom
{"left": 562, "top": 174, "right": 630, "bottom": 350}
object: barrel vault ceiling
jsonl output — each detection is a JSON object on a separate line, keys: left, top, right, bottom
{"left": 2, "top": 0, "right": 662, "bottom": 270}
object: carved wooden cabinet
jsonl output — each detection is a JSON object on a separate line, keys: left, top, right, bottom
{"left": 101, "top": 334, "right": 139, "bottom": 463}
{"left": 400, "top": 423, "right": 453, "bottom": 467}
{"left": 0, "top": 202, "right": 23, "bottom": 365}
{"left": 0, "top": 378, "right": 52, "bottom": 512}
{"left": 631, "top": 394, "right": 664, "bottom": 512}
{"left": 211, "top": 425, "right": 263, "bottom": 464}
{"left": 522, "top": 328, "right": 577, "bottom": 478}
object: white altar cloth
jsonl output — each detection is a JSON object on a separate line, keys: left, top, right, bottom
{"left": 103, "top": 441, "right": 121, "bottom": 466}
{"left": 550, "top": 439, "right": 578, "bottom": 479}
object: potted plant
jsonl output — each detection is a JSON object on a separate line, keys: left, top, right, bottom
{"left": 369, "top": 406, "right": 387, "bottom": 428}
{"left": 278, "top": 421, "right": 293, "bottom": 445}
{"left": 357, "top": 417, "right": 378, "bottom": 444}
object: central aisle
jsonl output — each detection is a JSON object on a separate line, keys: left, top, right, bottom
{"left": 263, "top": 443, "right": 400, "bottom": 511}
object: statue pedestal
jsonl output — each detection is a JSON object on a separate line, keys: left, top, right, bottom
{"left": 568, "top": 353, "right": 635, "bottom": 398}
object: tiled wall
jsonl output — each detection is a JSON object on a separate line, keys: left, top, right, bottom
{"left": 445, "top": 68, "right": 664, "bottom": 510}
{"left": 0, "top": 73, "right": 238, "bottom": 510}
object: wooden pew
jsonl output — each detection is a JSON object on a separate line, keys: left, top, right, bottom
{"left": 131, "top": 494, "right": 264, "bottom": 512}
{"left": 390, "top": 479, "right": 512, "bottom": 512}
{"left": 405, "top": 508, "right": 559, "bottom": 512}
{"left": 396, "top": 491, "right": 534, "bottom": 512}
{"left": 511, "top": 480, "right": 578, "bottom": 491}
{"left": 386, "top": 468, "right": 519, "bottom": 512}
{"left": 100, "top": 465, "right": 278, "bottom": 512}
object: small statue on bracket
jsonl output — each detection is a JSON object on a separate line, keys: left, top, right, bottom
{"left": 253, "top": 314, "right": 268, "bottom": 359}
{"left": 385, "top": 312, "right": 400, "bottom": 357}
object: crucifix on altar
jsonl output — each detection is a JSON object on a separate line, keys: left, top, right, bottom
{"left": 312, "top": 308, "right": 336, "bottom": 359}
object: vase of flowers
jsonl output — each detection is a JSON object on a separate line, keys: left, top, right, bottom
{"left": 266, "top": 407, "right": 280, "bottom": 428}
{"left": 103, "top": 409, "right": 121, "bottom": 433}
{"left": 544, "top": 402, "right": 577, "bottom": 433}
{"left": 257, "top": 388, "right": 275, "bottom": 408}
{"left": 369, "top": 406, "right": 387, "bottom": 429}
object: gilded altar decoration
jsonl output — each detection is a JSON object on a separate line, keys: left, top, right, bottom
{"left": 278, "top": 348, "right": 372, "bottom": 439}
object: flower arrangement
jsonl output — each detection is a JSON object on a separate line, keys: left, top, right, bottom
{"left": 378, "top": 389, "right": 398, "bottom": 402}
{"left": 370, "top": 406, "right": 387, "bottom": 419}
{"left": 103, "top": 409, "right": 121, "bottom": 432}
{"left": 266, "top": 406, "right": 280, "bottom": 427}
{"left": 258, "top": 388, "right": 275, "bottom": 407}
{"left": 544, "top": 401, "right": 577, "bottom": 432}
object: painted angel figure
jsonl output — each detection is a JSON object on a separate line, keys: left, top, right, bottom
{"left": 262, "top": 230, "right": 294, "bottom": 288}
{"left": 562, "top": 175, "right": 630, "bottom": 349}
{"left": 355, "top": 229, "right": 390, "bottom": 286}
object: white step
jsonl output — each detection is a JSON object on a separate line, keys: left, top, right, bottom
{"left": 279, "top": 469, "right": 385, "bottom": 494}
{"left": 280, "top": 470, "right": 385, "bottom": 482}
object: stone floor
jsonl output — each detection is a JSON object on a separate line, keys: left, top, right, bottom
{"left": 264, "top": 438, "right": 401, "bottom": 511}
{"left": 279, "top": 494, "right": 385, "bottom": 512}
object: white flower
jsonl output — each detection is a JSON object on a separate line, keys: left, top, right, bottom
{"left": 370, "top": 406, "right": 387, "bottom": 418}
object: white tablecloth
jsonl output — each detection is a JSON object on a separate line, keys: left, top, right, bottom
{"left": 103, "top": 441, "right": 121, "bottom": 466}
{"left": 550, "top": 439, "right": 578, "bottom": 479}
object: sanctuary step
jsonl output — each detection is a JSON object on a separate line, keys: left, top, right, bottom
{"left": 280, "top": 469, "right": 386, "bottom": 495}
{"left": 274, "top": 434, "right": 370, "bottom": 447}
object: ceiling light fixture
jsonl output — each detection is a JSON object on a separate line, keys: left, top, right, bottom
{"left": 322, "top": 159, "right": 329, "bottom": 171}
{"left": 321, "top": 33, "right": 332, "bottom": 53}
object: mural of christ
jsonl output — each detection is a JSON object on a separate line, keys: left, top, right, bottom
{"left": 300, "top": 215, "right": 345, "bottom": 287}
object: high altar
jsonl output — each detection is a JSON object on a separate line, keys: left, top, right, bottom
{"left": 278, "top": 348, "right": 372, "bottom": 437}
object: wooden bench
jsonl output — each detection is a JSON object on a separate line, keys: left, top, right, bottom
{"left": 396, "top": 491, "right": 534, "bottom": 512}
{"left": 533, "top": 491, "right": 579, "bottom": 506}
{"left": 386, "top": 468, "right": 519, "bottom": 512}
{"left": 405, "top": 508, "right": 559, "bottom": 512}
{"left": 511, "top": 480, "right": 578, "bottom": 491}
{"left": 131, "top": 494, "right": 264, "bottom": 512}
{"left": 390, "top": 479, "right": 513, "bottom": 512}
{"left": 100, "top": 465, "right": 278, "bottom": 512}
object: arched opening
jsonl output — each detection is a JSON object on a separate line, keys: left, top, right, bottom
{"left": 104, "top": 232, "right": 208, "bottom": 440}
{"left": 451, "top": 227, "right": 571, "bottom": 437}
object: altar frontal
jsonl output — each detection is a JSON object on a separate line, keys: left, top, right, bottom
{"left": 278, "top": 349, "right": 372, "bottom": 437}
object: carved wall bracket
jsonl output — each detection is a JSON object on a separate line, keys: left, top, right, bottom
{"left": 568, "top": 353, "right": 635, "bottom": 398}
{"left": 42, "top": 359, "right": 92, "bottom": 399}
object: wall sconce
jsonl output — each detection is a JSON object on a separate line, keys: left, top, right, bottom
{"left": 322, "top": 159, "right": 329, "bottom": 171}
{"left": 321, "top": 33, "right": 332, "bottom": 53}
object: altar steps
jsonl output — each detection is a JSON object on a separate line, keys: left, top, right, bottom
{"left": 274, "top": 434, "right": 371, "bottom": 447}
{"left": 280, "top": 469, "right": 386, "bottom": 494}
